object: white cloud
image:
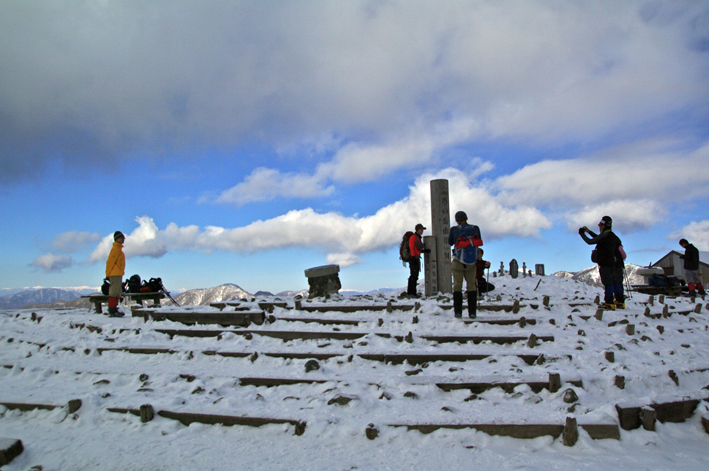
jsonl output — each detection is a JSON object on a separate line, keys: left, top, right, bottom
{"left": 51, "top": 231, "right": 101, "bottom": 253}
{"left": 30, "top": 254, "right": 72, "bottom": 273}
{"left": 3, "top": 1, "right": 707, "bottom": 182}
{"left": 565, "top": 200, "right": 667, "bottom": 233}
{"left": 326, "top": 253, "right": 362, "bottom": 268}
{"left": 669, "top": 221, "right": 709, "bottom": 250}
{"left": 87, "top": 216, "right": 167, "bottom": 263}
{"left": 215, "top": 167, "right": 335, "bottom": 206}
{"left": 85, "top": 167, "right": 553, "bottom": 264}
{"left": 493, "top": 139, "right": 709, "bottom": 230}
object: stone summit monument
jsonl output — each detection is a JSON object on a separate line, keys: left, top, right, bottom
{"left": 304, "top": 264, "right": 341, "bottom": 299}
{"left": 424, "top": 179, "right": 453, "bottom": 296}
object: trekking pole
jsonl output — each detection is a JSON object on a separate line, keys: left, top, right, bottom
{"left": 623, "top": 267, "right": 633, "bottom": 300}
{"left": 159, "top": 280, "right": 180, "bottom": 306}
{"left": 486, "top": 266, "right": 491, "bottom": 301}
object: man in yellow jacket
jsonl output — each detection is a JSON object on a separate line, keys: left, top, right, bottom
{"left": 105, "top": 231, "right": 126, "bottom": 317}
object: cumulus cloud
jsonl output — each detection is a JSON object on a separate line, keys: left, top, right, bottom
{"left": 87, "top": 216, "right": 167, "bottom": 263}
{"left": 1, "top": 1, "right": 707, "bottom": 183}
{"left": 51, "top": 231, "right": 101, "bottom": 253}
{"left": 496, "top": 140, "right": 709, "bottom": 208}
{"left": 326, "top": 253, "right": 362, "bottom": 268}
{"left": 669, "top": 221, "right": 709, "bottom": 250}
{"left": 215, "top": 167, "right": 335, "bottom": 205}
{"left": 30, "top": 254, "right": 72, "bottom": 273}
{"left": 85, "top": 167, "right": 552, "bottom": 263}
{"left": 565, "top": 200, "right": 667, "bottom": 233}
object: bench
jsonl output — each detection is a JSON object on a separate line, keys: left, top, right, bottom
{"left": 83, "top": 292, "right": 166, "bottom": 314}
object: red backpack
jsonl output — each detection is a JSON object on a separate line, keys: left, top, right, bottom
{"left": 399, "top": 231, "right": 414, "bottom": 265}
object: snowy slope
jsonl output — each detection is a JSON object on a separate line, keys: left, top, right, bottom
{"left": 1, "top": 274, "right": 708, "bottom": 470}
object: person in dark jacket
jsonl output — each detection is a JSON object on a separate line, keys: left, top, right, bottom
{"left": 476, "top": 249, "right": 494, "bottom": 294}
{"left": 579, "top": 216, "right": 624, "bottom": 309}
{"left": 679, "top": 239, "right": 705, "bottom": 297}
{"left": 406, "top": 223, "right": 428, "bottom": 297}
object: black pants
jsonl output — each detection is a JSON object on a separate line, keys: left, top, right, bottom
{"left": 408, "top": 257, "right": 421, "bottom": 295}
{"left": 478, "top": 279, "right": 495, "bottom": 293}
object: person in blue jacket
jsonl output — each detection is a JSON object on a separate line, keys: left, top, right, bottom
{"left": 448, "top": 211, "right": 483, "bottom": 318}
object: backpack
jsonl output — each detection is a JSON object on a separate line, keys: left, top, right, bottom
{"left": 399, "top": 231, "right": 414, "bottom": 265}
{"left": 140, "top": 277, "right": 163, "bottom": 293}
{"left": 127, "top": 274, "right": 142, "bottom": 293}
{"left": 618, "top": 245, "right": 627, "bottom": 261}
{"left": 453, "top": 224, "right": 482, "bottom": 265}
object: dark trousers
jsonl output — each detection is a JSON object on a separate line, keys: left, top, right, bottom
{"left": 600, "top": 265, "right": 624, "bottom": 303}
{"left": 408, "top": 257, "right": 421, "bottom": 295}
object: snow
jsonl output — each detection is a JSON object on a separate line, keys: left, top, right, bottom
{"left": 1, "top": 274, "right": 708, "bottom": 470}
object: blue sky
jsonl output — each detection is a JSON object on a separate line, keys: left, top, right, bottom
{"left": 1, "top": 1, "right": 708, "bottom": 294}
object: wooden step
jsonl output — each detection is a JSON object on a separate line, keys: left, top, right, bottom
{"left": 388, "top": 422, "right": 619, "bottom": 440}
{"left": 134, "top": 309, "right": 265, "bottom": 326}
{"left": 107, "top": 407, "right": 306, "bottom": 435}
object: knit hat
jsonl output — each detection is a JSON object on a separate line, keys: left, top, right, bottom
{"left": 599, "top": 216, "right": 612, "bottom": 229}
{"left": 113, "top": 231, "right": 125, "bottom": 241}
{"left": 454, "top": 211, "right": 468, "bottom": 224}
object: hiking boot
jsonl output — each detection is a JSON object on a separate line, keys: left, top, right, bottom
{"left": 108, "top": 308, "right": 124, "bottom": 318}
{"left": 467, "top": 291, "right": 477, "bottom": 319}
{"left": 599, "top": 302, "right": 616, "bottom": 310}
{"left": 688, "top": 290, "right": 696, "bottom": 298}
{"left": 453, "top": 292, "right": 463, "bottom": 318}
{"left": 614, "top": 302, "right": 625, "bottom": 309}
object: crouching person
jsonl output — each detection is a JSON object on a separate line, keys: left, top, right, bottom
{"left": 477, "top": 249, "right": 494, "bottom": 294}
{"left": 448, "top": 211, "right": 483, "bottom": 318}
{"left": 105, "top": 231, "right": 126, "bottom": 317}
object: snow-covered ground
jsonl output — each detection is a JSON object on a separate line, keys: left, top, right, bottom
{"left": 1, "top": 274, "right": 708, "bottom": 470}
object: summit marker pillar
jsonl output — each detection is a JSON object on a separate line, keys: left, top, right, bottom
{"left": 428, "top": 179, "right": 452, "bottom": 295}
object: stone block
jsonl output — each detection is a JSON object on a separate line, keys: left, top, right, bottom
{"left": 0, "top": 438, "right": 23, "bottom": 466}
{"left": 305, "top": 265, "right": 341, "bottom": 299}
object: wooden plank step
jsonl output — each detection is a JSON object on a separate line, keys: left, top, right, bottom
{"left": 93, "top": 347, "right": 565, "bottom": 365}
{"left": 388, "top": 423, "right": 619, "bottom": 440}
{"left": 106, "top": 407, "right": 306, "bottom": 435}
{"left": 236, "top": 375, "right": 582, "bottom": 393}
{"left": 152, "top": 329, "right": 552, "bottom": 344}
{"left": 276, "top": 317, "right": 362, "bottom": 326}
{"left": 419, "top": 334, "right": 553, "bottom": 344}
{"left": 433, "top": 379, "right": 583, "bottom": 393}
{"left": 238, "top": 377, "right": 329, "bottom": 387}
{"left": 134, "top": 309, "right": 265, "bottom": 326}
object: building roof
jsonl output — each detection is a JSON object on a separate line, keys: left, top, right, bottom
{"left": 653, "top": 250, "right": 709, "bottom": 269}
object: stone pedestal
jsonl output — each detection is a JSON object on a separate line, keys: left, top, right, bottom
{"left": 305, "top": 265, "right": 341, "bottom": 299}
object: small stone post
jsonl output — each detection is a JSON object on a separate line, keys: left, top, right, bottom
{"left": 522, "top": 262, "right": 527, "bottom": 277}
{"left": 562, "top": 416, "right": 578, "bottom": 446}
{"left": 549, "top": 373, "right": 561, "bottom": 393}
{"left": 509, "top": 259, "right": 519, "bottom": 279}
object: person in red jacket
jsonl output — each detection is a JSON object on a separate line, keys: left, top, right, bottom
{"left": 406, "top": 223, "right": 428, "bottom": 297}
{"left": 105, "top": 231, "right": 126, "bottom": 317}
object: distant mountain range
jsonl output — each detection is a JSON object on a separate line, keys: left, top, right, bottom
{"left": 2, "top": 266, "right": 648, "bottom": 310}
{"left": 552, "top": 263, "right": 644, "bottom": 288}
{"left": 0, "top": 288, "right": 86, "bottom": 310}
